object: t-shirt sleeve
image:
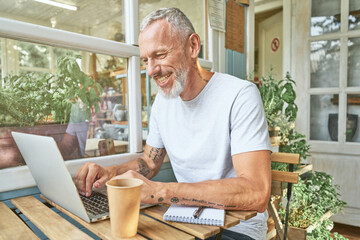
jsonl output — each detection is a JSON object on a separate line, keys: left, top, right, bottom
{"left": 230, "top": 83, "right": 271, "bottom": 155}
{"left": 146, "top": 96, "right": 165, "bottom": 149}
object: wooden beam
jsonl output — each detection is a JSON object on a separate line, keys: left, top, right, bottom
{"left": 271, "top": 152, "right": 300, "bottom": 164}
{"left": 272, "top": 170, "right": 299, "bottom": 184}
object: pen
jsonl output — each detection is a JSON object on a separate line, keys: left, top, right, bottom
{"left": 193, "top": 206, "right": 205, "bottom": 219}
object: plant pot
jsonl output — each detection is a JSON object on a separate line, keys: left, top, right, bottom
{"left": 269, "top": 126, "right": 282, "bottom": 146}
{"left": 287, "top": 211, "right": 333, "bottom": 240}
{"left": 0, "top": 124, "right": 70, "bottom": 169}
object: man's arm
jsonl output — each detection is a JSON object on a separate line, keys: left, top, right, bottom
{"left": 117, "top": 150, "right": 271, "bottom": 212}
{"left": 73, "top": 144, "right": 167, "bottom": 196}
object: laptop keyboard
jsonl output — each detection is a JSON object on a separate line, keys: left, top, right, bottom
{"left": 80, "top": 192, "right": 109, "bottom": 215}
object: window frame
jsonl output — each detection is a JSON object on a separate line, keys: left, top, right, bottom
{"left": 0, "top": 0, "right": 222, "bottom": 192}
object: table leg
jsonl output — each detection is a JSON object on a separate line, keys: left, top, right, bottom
{"left": 215, "top": 229, "right": 224, "bottom": 240}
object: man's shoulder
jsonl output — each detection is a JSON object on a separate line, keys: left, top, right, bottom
{"left": 212, "top": 72, "right": 256, "bottom": 91}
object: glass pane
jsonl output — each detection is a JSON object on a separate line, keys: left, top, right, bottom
{"left": 19, "top": 42, "right": 50, "bottom": 69}
{"left": 310, "top": 40, "right": 340, "bottom": 88}
{"left": 349, "top": 0, "right": 360, "bottom": 31}
{"left": 54, "top": 47, "right": 81, "bottom": 68}
{"left": 310, "top": 94, "right": 339, "bottom": 141}
{"left": 0, "top": 1, "right": 125, "bottom": 42}
{"left": 346, "top": 94, "right": 360, "bottom": 142}
{"left": 348, "top": 38, "right": 360, "bottom": 87}
{"left": 0, "top": 38, "right": 129, "bottom": 170}
{"left": 311, "top": 0, "right": 341, "bottom": 36}
{"left": 139, "top": 0, "right": 206, "bottom": 59}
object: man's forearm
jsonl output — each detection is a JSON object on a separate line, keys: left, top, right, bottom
{"left": 150, "top": 177, "right": 270, "bottom": 212}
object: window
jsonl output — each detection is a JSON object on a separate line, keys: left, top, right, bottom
{"left": 308, "top": 0, "right": 360, "bottom": 152}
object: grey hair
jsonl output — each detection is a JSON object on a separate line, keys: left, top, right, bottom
{"left": 140, "top": 7, "right": 196, "bottom": 41}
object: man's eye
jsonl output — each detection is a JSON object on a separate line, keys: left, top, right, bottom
{"left": 156, "top": 53, "right": 167, "bottom": 59}
{"left": 142, "top": 59, "right": 148, "bottom": 64}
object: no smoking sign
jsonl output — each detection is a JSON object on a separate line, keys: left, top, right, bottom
{"left": 271, "top": 38, "right": 280, "bottom": 52}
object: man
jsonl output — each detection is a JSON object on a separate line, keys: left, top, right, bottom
{"left": 74, "top": 8, "right": 271, "bottom": 240}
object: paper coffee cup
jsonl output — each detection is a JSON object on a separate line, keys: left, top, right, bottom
{"left": 106, "top": 178, "right": 143, "bottom": 238}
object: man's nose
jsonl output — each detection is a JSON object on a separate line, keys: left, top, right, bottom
{"left": 146, "top": 59, "right": 160, "bottom": 77}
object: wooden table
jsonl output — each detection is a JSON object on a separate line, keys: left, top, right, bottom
{"left": 0, "top": 196, "right": 257, "bottom": 240}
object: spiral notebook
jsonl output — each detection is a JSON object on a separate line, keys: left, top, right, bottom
{"left": 163, "top": 205, "right": 225, "bottom": 226}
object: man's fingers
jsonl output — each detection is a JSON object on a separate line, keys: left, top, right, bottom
{"left": 94, "top": 175, "right": 108, "bottom": 188}
{"left": 85, "top": 166, "right": 101, "bottom": 196}
{"left": 74, "top": 165, "right": 89, "bottom": 195}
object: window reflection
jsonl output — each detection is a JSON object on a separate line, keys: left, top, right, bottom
{"left": 311, "top": 0, "right": 341, "bottom": 36}
{"left": 346, "top": 94, "right": 360, "bottom": 142}
{"left": 348, "top": 38, "right": 360, "bottom": 87}
{"left": 0, "top": 38, "right": 129, "bottom": 170}
{"left": 310, "top": 94, "right": 339, "bottom": 141}
{"left": 310, "top": 40, "right": 340, "bottom": 88}
{"left": 349, "top": 0, "right": 360, "bottom": 31}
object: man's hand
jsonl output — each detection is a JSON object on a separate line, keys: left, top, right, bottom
{"left": 73, "top": 162, "right": 110, "bottom": 197}
{"left": 111, "top": 170, "right": 161, "bottom": 204}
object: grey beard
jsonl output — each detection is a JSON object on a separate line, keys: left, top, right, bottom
{"left": 157, "top": 70, "right": 186, "bottom": 99}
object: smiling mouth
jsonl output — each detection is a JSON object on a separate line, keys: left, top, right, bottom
{"left": 156, "top": 73, "right": 172, "bottom": 83}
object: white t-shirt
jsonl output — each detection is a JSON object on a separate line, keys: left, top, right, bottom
{"left": 146, "top": 72, "right": 271, "bottom": 240}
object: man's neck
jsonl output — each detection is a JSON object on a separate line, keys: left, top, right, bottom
{"left": 180, "top": 61, "right": 214, "bottom": 101}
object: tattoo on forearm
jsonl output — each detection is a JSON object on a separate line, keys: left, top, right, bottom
{"left": 138, "top": 158, "right": 150, "bottom": 177}
{"left": 171, "top": 197, "right": 179, "bottom": 203}
{"left": 149, "top": 147, "right": 165, "bottom": 164}
{"left": 181, "top": 197, "right": 235, "bottom": 208}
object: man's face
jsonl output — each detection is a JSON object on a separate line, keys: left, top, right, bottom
{"left": 139, "top": 20, "right": 189, "bottom": 98}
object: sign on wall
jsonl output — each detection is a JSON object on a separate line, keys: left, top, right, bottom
{"left": 208, "top": 0, "right": 226, "bottom": 32}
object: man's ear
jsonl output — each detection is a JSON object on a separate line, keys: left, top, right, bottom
{"left": 188, "top": 33, "right": 201, "bottom": 58}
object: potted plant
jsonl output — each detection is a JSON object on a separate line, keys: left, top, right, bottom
{"left": 0, "top": 55, "right": 103, "bottom": 168}
{"left": 279, "top": 171, "right": 347, "bottom": 240}
{"left": 252, "top": 71, "right": 310, "bottom": 170}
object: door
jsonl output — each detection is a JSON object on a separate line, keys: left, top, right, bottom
{"left": 258, "top": 11, "right": 283, "bottom": 80}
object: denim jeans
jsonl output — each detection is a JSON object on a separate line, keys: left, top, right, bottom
{"left": 204, "top": 229, "right": 255, "bottom": 240}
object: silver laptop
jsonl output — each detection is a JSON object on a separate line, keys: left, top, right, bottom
{"left": 12, "top": 131, "right": 110, "bottom": 223}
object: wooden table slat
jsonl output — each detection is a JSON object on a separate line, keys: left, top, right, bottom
{"left": 11, "top": 196, "right": 93, "bottom": 240}
{"left": 226, "top": 210, "right": 257, "bottom": 221}
{"left": 0, "top": 202, "right": 39, "bottom": 240}
{"left": 138, "top": 214, "right": 195, "bottom": 240}
{"left": 223, "top": 214, "right": 241, "bottom": 228}
{"left": 142, "top": 205, "right": 222, "bottom": 239}
{"left": 40, "top": 195, "right": 146, "bottom": 240}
